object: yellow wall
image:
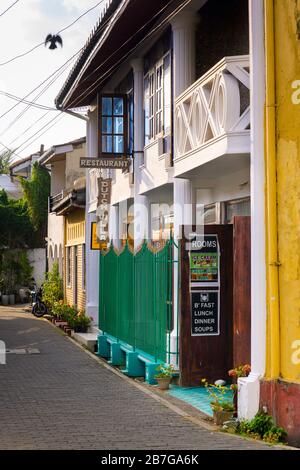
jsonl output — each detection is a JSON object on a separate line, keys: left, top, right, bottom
{"left": 64, "top": 209, "right": 86, "bottom": 311}
{"left": 270, "top": 0, "right": 300, "bottom": 382}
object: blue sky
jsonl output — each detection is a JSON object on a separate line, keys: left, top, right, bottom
{"left": 0, "top": 0, "right": 106, "bottom": 160}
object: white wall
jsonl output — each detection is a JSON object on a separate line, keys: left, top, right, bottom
{"left": 193, "top": 165, "right": 250, "bottom": 206}
{"left": 86, "top": 108, "right": 100, "bottom": 325}
{"left": 27, "top": 249, "right": 46, "bottom": 288}
{"left": 51, "top": 160, "right": 66, "bottom": 196}
{"left": 47, "top": 212, "right": 64, "bottom": 276}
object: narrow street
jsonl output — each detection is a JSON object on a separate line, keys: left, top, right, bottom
{"left": 0, "top": 306, "right": 277, "bottom": 451}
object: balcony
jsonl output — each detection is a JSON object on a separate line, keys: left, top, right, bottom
{"left": 49, "top": 191, "right": 64, "bottom": 213}
{"left": 174, "top": 55, "right": 250, "bottom": 177}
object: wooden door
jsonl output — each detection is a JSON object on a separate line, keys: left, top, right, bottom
{"left": 179, "top": 224, "right": 233, "bottom": 386}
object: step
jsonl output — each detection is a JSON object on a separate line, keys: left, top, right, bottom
{"left": 72, "top": 332, "right": 98, "bottom": 352}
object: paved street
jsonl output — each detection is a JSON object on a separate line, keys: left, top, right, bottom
{"left": 0, "top": 307, "right": 278, "bottom": 450}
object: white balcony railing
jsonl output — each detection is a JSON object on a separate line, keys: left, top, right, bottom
{"left": 174, "top": 55, "right": 250, "bottom": 160}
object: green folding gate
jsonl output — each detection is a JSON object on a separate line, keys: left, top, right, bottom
{"left": 99, "top": 240, "right": 175, "bottom": 363}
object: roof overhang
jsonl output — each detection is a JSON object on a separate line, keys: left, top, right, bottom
{"left": 56, "top": 0, "right": 188, "bottom": 109}
{"left": 52, "top": 189, "right": 86, "bottom": 216}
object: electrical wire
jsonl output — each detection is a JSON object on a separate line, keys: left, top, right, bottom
{"left": 0, "top": 91, "right": 58, "bottom": 111}
{"left": 0, "top": 5, "right": 110, "bottom": 129}
{"left": 0, "top": 140, "right": 21, "bottom": 159}
{"left": 4, "top": 0, "right": 186, "bottom": 158}
{"left": 0, "top": 0, "right": 107, "bottom": 66}
{"left": 0, "top": 0, "right": 20, "bottom": 19}
{"left": 7, "top": 110, "right": 52, "bottom": 146}
{"left": 1, "top": 59, "right": 74, "bottom": 135}
{"left": 0, "top": 48, "right": 82, "bottom": 121}
{"left": 16, "top": 114, "right": 65, "bottom": 155}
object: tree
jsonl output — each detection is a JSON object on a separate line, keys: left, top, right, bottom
{"left": 0, "top": 189, "right": 35, "bottom": 249}
{"left": 0, "top": 150, "right": 13, "bottom": 174}
{"left": 19, "top": 162, "right": 50, "bottom": 242}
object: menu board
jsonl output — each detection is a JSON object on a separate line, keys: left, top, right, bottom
{"left": 191, "top": 291, "right": 220, "bottom": 336}
{"left": 189, "top": 235, "right": 219, "bottom": 286}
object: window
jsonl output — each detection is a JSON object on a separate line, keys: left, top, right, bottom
{"left": 204, "top": 204, "right": 217, "bottom": 225}
{"left": 98, "top": 95, "right": 127, "bottom": 156}
{"left": 66, "top": 246, "right": 71, "bottom": 287}
{"left": 144, "top": 53, "right": 171, "bottom": 146}
{"left": 224, "top": 197, "right": 250, "bottom": 224}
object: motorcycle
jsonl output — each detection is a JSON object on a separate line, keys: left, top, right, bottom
{"left": 30, "top": 283, "right": 48, "bottom": 318}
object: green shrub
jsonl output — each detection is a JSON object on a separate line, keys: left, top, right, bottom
{"left": 238, "top": 413, "right": 287, "bottom": 444}
{"left": 42, "top": 262, "right": 63, "bottom": 310}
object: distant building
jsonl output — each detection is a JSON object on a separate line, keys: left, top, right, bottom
{"left": 0, "top": 174, "right": 22, "bottom": 199}
{"left": 39, "top": 137, "right": 86, "bottom": 311}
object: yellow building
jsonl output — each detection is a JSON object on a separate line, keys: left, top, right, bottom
{"left": 260, "top": 0, "right": 300, "bottom": 445}
{"left": 45, "top": 137, "right": 87, "bottom": 312}
{"left": 65, "top": 208, "right": 86, "bottom": 311}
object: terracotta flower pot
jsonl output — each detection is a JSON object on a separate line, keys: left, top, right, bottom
{"left": 213, "top": 410, "right": 234, "bottom": 426}
{"left": 156, "top": 377, "right": 171, "bottom": 390}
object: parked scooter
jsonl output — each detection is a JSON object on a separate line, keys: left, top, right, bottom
{"left": 30, "top": 283, "right": 48, "bottom": 318}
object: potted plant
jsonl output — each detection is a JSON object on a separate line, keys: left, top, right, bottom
{"left": 154, "top": 364, "right": 174, "bottom": 390}
{"left": 72, "top": 310, "right": 91, "bottom": 333}
{"left": 228, "top": 364, "right": 251, "bottom": 413}
{"left": 202, "top": 379, "right": 235, "bottom": 425}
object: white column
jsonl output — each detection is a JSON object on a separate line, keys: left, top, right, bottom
{"left": 171, "top": 11, "right": 198, "bottom": 98}
{"left": 85, "top": 108, "right": 100, "bottom": 325}
{"left": 238, "top": 0, "right": 266, "bottom": 420}
{"left": 170, "top": 12, "right": 197, "bottom": 365}
{"left": 131, "top": 58, "right": 150, "bottom": 248}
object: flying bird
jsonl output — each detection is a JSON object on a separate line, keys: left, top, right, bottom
{"left": 45, "top": 34, "right": 63, "bottom": 50}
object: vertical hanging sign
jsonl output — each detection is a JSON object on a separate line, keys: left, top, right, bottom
{"left": 96, "top": 177, "right": 112, "bottom": 244}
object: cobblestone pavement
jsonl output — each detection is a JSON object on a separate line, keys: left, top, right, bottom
{"left": 0, "top": 307, "right": 280, "bottom": 450}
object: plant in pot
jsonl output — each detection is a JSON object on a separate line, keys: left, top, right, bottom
{"left": 72, "top": 310, "right": 91, "bottom": 333}
{"left": 228, "top": 364, "right": 251, "bottom": 414}
{"left": 202, "top": 379, "right": 235, "bottom": 425}
{"left": 154, "top": 364, "right": 174, "bottom": 390}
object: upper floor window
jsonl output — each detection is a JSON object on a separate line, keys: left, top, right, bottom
{"left": 98, "top": 95, "right": 128, "bottom": 157}
{"left": 144, "top": 52, "right": 171, "bottom": 146}
{"left": 224, "top": 197, "right": 250, "bottom": 224}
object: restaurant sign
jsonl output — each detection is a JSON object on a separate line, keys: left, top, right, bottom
{"left": 80, "top": 157, "right": 131, "bottom": 170}
{"left": 96, "top": 177, "right": 111, "bottom": 244}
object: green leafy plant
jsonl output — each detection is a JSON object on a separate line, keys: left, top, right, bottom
{"left": 201, "top": 379, "right": 235, "bottom": 412}
{"left": 19, "top": 162, "right": 50, "bottom": 244}
{"left": 17, "top": 251, "right": 34, "bottom": 286}
{"left": 42, "top": 262, "right": 63, "bottom": 310}
{"left": 0, "top": 191, "right": 36, "bottom": 249}
{"left": 238, "top": 413, "right": 287, "bottom": 444}
{"left": 154, "top": 364, "right": 174, "bottom": 379}
{"left": 0, "top": 150, "right": 13, "bottom": 174}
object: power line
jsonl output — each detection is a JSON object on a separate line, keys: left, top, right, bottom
{"left": 8, "top": 110, "right": 52, "bottom": 146}
{"left": 6, "top": 1, "right": 177, "bottom": 157}
{"left": 17, "top": 114, "right": 65, "bottom": 155}
{"left": 0, "top": 91, "right": 58, "bottom": 111}
{"left": 1, "top": 58, "right": 75, "bottom": 135}
{"left": 0, "top": 0, "right": 20, "bottom": 18}
{"left": 0, "top": 5, "right": 113, "bottom": 129}
{"left": 0, "top": 0, "right": 106, "bottom": 66}
{"left": 0, "top": 141, "right": 21, "bottom": 159}
{"left": 0, "top": 47, "right": 81, "bottom": 123}
{"left": 0, "top": 8, "right": 114, "bottom": 146}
